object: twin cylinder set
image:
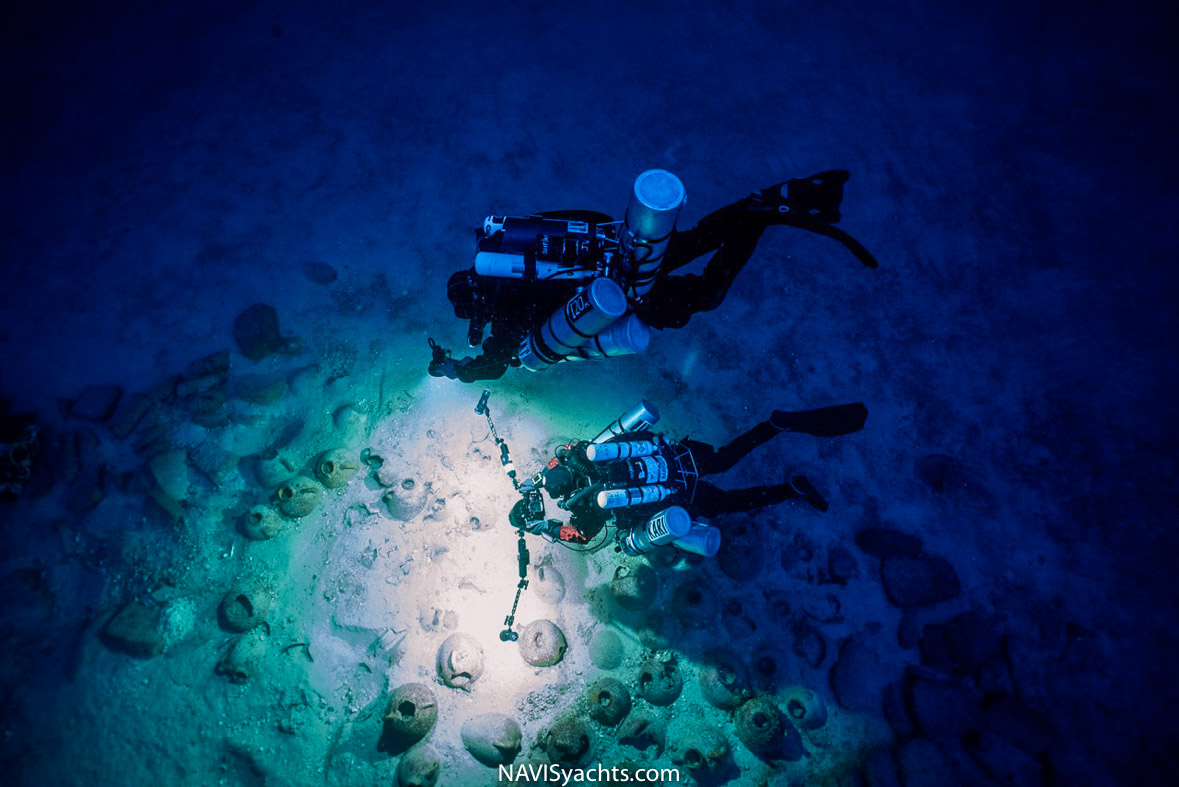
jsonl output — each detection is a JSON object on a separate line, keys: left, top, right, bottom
{"left": 588, "top": 400, "right": 721, "bottom": 558}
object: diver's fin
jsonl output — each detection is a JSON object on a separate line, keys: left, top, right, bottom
{"left": 772, "top": 403, "right": 868, "bottom": 437}
{"left": 750, "top": 170, "right": 850, "bottom": 224}
{"left": 780, "top": 220, "right": 879, "bottom": 269}
{"left": 749, "top": 171, "right": 878, "bottom": 268}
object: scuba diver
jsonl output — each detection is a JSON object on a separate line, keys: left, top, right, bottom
{"left": 475, "top": 392, "right": 867, "bottom": 640}
{"left": 507, "top": 398, "right": 868, "bottom": 553}
{"left": 428, "top": 169, "right": 878, "bottom": 383}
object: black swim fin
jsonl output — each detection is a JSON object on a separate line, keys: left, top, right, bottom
{"left": 750, "top": 170, "right": 850, "bottom": 224}
{"left": 772, "top": 403, "right": 868, "bottom": 437}
{"left": 749, "top": 171, "right": 879, "bottom": 269}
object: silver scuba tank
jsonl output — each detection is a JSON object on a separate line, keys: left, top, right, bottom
{"left": 567, "top": 312, "right": 651, "bottom": 360}
{"left": 585, "top": 440, "right": 659, "bottom": 462}
{"left": 601, "top": 455, "right": 671, "bottom": 488}
{"left": 474, "top": 251, "right": 596, "bottom": 281}
{"left": 591, "top": 400, "right": 660, "bottom": 443}
{"left": 595, "top": 485, "right": 672, "bottom": 509}
{"left": 620, "top": 505, "right": 692, "bottom": 554}
{"left": 517, "top": 277, "right": 628, "bottom": 372}
{"left": 672, "top": 522, "right": 722, "bottom": 557}
{"left": 619, "top": 170, "right": 686, "bottom": 299}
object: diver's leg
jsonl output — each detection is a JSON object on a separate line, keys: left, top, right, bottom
{"left": 643, "top": 171, "right": 870, "bottom": 329}
{"left": 703, "top": 422, "right": 781, "bottom": 474}
{"left": 633, "top": 275, "right": 710, "bottom": 329}
{"left": 682, "top": 439, "right": 720, "bottom": 476}
{"left": 699, "top": 403, "right": 868, "bottom": 474}
{"left": 771, "top": 403, "right": 868, "bottom": 437}
{"left": 693, "top": 476, "right": 827, "bottom": 517}
{"left": 661, "top": 170, "right": 851, "bottom": 273}
{"left": 662, "top": 202, "right": 759, "bottom": 273}
{"left": 638, "top": 226, "right": 765, "bottom": 330}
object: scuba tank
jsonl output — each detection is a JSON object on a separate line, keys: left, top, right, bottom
{"left": 585, "top": 439, "right": 659, "bottom": 461}
{"left": 596, "top": 485, "right": 673, "bottom": 509}
{"left": 599, "top": 453, "right": 670, "bottom": 487}
{"left": 566, "top": 312, "right": 651, "bottom": 360}
{"left": 592, "top": 400, "right": 660, "bottom": 443}
{"left": 518, "top": 277, "right": 628, "bottom": 372}
{"left": 474, "top": 216, "right": 601, "bottom": 281}
{"left": 673, "top": 522, "right": 722, "bottom": 557}
{"left": 619, "top": 170, "right": 686, "bottom": 299}
{"left": 620, "top": 506, "right": 692, "bottom": 554}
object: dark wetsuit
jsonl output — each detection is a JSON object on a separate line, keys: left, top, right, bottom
{"left": 521, "top": 402, "right": 867, "bottom": 544}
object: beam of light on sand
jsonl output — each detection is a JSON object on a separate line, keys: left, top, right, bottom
{"left": 308, "top": 376, "right": 576, "bottom": 708}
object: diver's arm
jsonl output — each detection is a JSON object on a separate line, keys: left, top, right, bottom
{"left": 428, "top": 336, "right": 518, "bottom": 383}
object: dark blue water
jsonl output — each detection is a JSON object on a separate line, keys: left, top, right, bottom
{"left": 2, "top": 0, "right": 1176, "bottom": 784}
